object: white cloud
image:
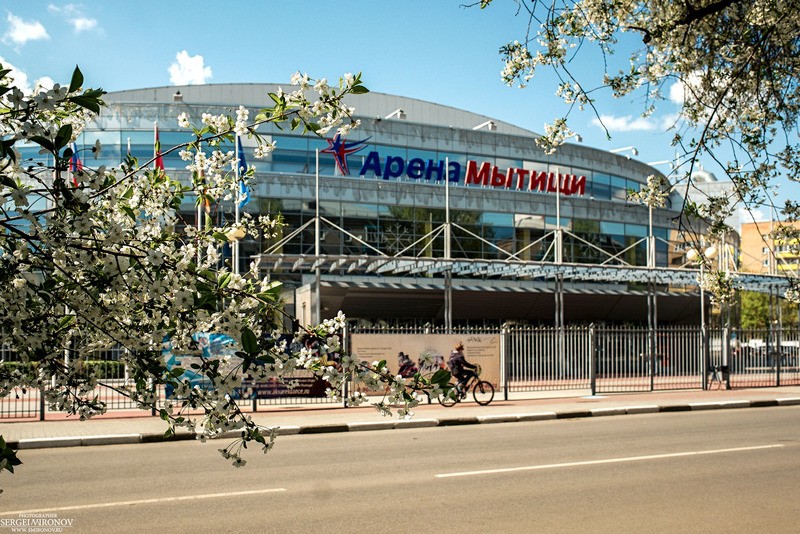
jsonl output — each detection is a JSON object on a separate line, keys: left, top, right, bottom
{"left": 669, "top": 80, "right": 685, "bottom": 104}
{"left": 35, "top": 76, "right": 55, "bottom": 91}
{"left": 47, "top": 4, "right": 98, "bottom": 33}
{"left": 71, "top": 17, "right": 97, "bottom": 32}
{"left": 168, "top": 50, "right": 212, "bottom": 85}
{"left": 47, "top": 4, "right": 97, "bottom": 33}
{"left": 740, "top": 207, "right": 769, "bottom": 223}
{"left": 669, "top": 72, "right": 705, "bottom": 105}
{"left": 0, "top": 56, "right": 32, "bottom": 93}
{"left": 591, "top": 114, "right": 657, "bottom": 133}
{"left": 3, "top": 13, "right": 49, "bottom": 47}
{"left": 0, "top": 57, "right": 55, "bottom": 95}
{"left": 659, "top": 112, "right": 681, "bottom": 130}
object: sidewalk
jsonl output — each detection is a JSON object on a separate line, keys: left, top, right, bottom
{"left": 4, "top": 386, "right": 800, "bottom": 449}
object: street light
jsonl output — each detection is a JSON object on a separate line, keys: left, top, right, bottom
{"left": 385, "top": 108, "right": 406, "bottom": 120}
{"left": 226, "top": 226, "right": 246, "bottom": 275}
{"left": 472, "top": 120, "right": 497, "bottom": 131}
{"left": 610, "top": 146, "right": 639, "bottom": 158}
{"left": 646, "top": 160, "right": 674, "bottom": 169}
{"left": 685, "top": 245, "right": 717, "bottom": 263}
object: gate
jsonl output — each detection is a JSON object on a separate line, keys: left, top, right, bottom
{"left": 593, "top": 326, "right": 704, "bottom": 393}
{"left": 505, "top": 326, "right": 590, "bottom": 392}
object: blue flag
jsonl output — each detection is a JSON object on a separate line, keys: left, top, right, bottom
{"left": 236, "top": 136, "right": 251, "bottom": 209}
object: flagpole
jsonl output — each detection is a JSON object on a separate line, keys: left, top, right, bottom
{"left": 315, "top": 149, "right": 321, "bottom": 324}
{"left": 197, "top": 170, "right": 203, "bottom": 265}
{"left": 445, "top": 157, "right": 452, "bottom": 333}
{"left": 67, "top": 143, "right": 74, "bottom": 187}
{"left": 233, "top": 135, "right": 241, "bottom": 275}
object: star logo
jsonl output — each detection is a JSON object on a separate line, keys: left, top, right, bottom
{"left": 321, "top": 133, "right": 370, "bottom": 175}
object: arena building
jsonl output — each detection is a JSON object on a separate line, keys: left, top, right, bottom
{"left": 62, "top": 84, "right": 779, "bottom": 327}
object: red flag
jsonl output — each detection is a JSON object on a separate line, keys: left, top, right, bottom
{"left": 154, "top": 123, "right": 164, "bottom": 171}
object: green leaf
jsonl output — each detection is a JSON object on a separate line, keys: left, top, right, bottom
{"left": 257, "top": 280, "right": 283, "bottom": 301}
{"left": 431, "top": 369, "right": 451, "bottom": 386}
{"left": 68, "top": 95, "right": 101, "bottom": 113}
{"left": 0, "top": 138, "right": 16, "bottom": 163}
{"left": 68, "top": 66, "right": 84, "bottom": 94}
{"left": 55, "top": 124, "right": 74, "bottom": 149}
{"left": 0, "top": 436, "right": 22, "bottom": 474}
{"left": 241, "top": 327, "right": 258, "bottom": 355}
{"left": 1, "top": 174, "right": 17, "bottom": 189}
{"left": 218, "top": 272, "right": 232, "bottom": 289}
{"left": 29, "top": 135, "right": 55, "bottom": 152}
{"left": 57, "top": 315, "right": 75, "bottom": 331}
{"left": 350, "top": 85, "right": 369, "bottom": 94}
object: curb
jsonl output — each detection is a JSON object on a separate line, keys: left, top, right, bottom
{"left": 7, "top": 398, "right": 800, "bottom": 451}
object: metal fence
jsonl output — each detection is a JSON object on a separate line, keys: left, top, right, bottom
{"left": 506, "top": 326, "right": 591, "bottom": 391}
{"left": 725, "top": 328, "right": 800, "bottom": 388}
{"left": 3, "top": 325, "right": 800, "bottom": 419}
{"left": 0, "top": 342, "right": 340, "bottom": 420}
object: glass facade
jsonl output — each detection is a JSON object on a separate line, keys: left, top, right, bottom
{"left": 19, "top": 93, "right": 684, "bottom": 278}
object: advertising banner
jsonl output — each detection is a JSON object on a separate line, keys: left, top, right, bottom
{"left": 163, "top": 333, "right": 329, "bottom": 399}
{"left": 349, "top": 333, "right": 501, "bottom": 387}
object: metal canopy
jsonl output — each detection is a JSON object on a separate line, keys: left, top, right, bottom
{"left": 257, "top": 253, "right": 788, "bottom": 293}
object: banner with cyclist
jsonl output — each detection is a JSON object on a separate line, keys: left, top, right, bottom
{"left": 349, "top": 333, "right": 501, "bottom": 388}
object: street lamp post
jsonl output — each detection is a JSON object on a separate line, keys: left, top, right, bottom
{"left": 687, "top": 244, "right": 718, "bottom": 389}
{"left": 609, "top": 146, "right": 639, "bottom": 158}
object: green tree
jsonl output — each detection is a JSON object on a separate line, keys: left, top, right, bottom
{"left": 740, "top": 290, "right": 799, "bottom": 329}
{"left": 477, "top": 0, "right": 800, "bottom": 301}
{"left": 0, "top": 67, "right": 449, "bottom": 482}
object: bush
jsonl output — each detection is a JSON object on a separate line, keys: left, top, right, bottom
{"left": 82, "top": 360, "right": 124, "bottom": 380}
{"left": 0, "top": 361, "right": 39, "bottom": 375}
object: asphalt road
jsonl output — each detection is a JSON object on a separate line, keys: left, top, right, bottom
{"left": 2, "top": 407, "right": 799, "bottom": 533}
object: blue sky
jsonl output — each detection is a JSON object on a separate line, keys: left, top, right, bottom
{"left": 0, "top": 1, "right": 724, "bottom": 185}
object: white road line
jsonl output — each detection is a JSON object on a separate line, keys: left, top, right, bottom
{"left": 435, "top": 444, "right": 785, "bottom": 478}
{"left": 0, "top": 488, "right": 287, "bottom": 516}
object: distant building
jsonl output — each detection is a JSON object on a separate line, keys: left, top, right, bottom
{"left": 740, "top": 220, "right": 800, "bottom": 275}
{"left": 683, "top": 167, "right": 742, "bottom": 232}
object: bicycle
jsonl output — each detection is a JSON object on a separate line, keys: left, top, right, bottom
{"left": 438, "top": 365, "right": 494, "bottom": 407}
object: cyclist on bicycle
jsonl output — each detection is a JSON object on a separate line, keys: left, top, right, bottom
{"left": 448, "top": 342, "right": 477, "bottom": 394}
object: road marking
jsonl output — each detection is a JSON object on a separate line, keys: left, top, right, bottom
{"left": 0, "top": 488, "right": 287, "bottom": 516}
{"left": 435, "top": 444, "right": 785, "bottom": 478}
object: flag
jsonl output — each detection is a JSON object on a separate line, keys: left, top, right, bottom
{"left": 154, "top": 123, "right": 164, "bottom": 171}
{"left": 69, "top": 142, "right": 82, "bottom": 186}
{"left": 236, "top": 135, "right": 251, "bottom": 209}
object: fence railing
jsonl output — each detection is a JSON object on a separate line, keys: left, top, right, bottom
{"left": 3, "top": 325, "right": 799, "bottom": 419}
